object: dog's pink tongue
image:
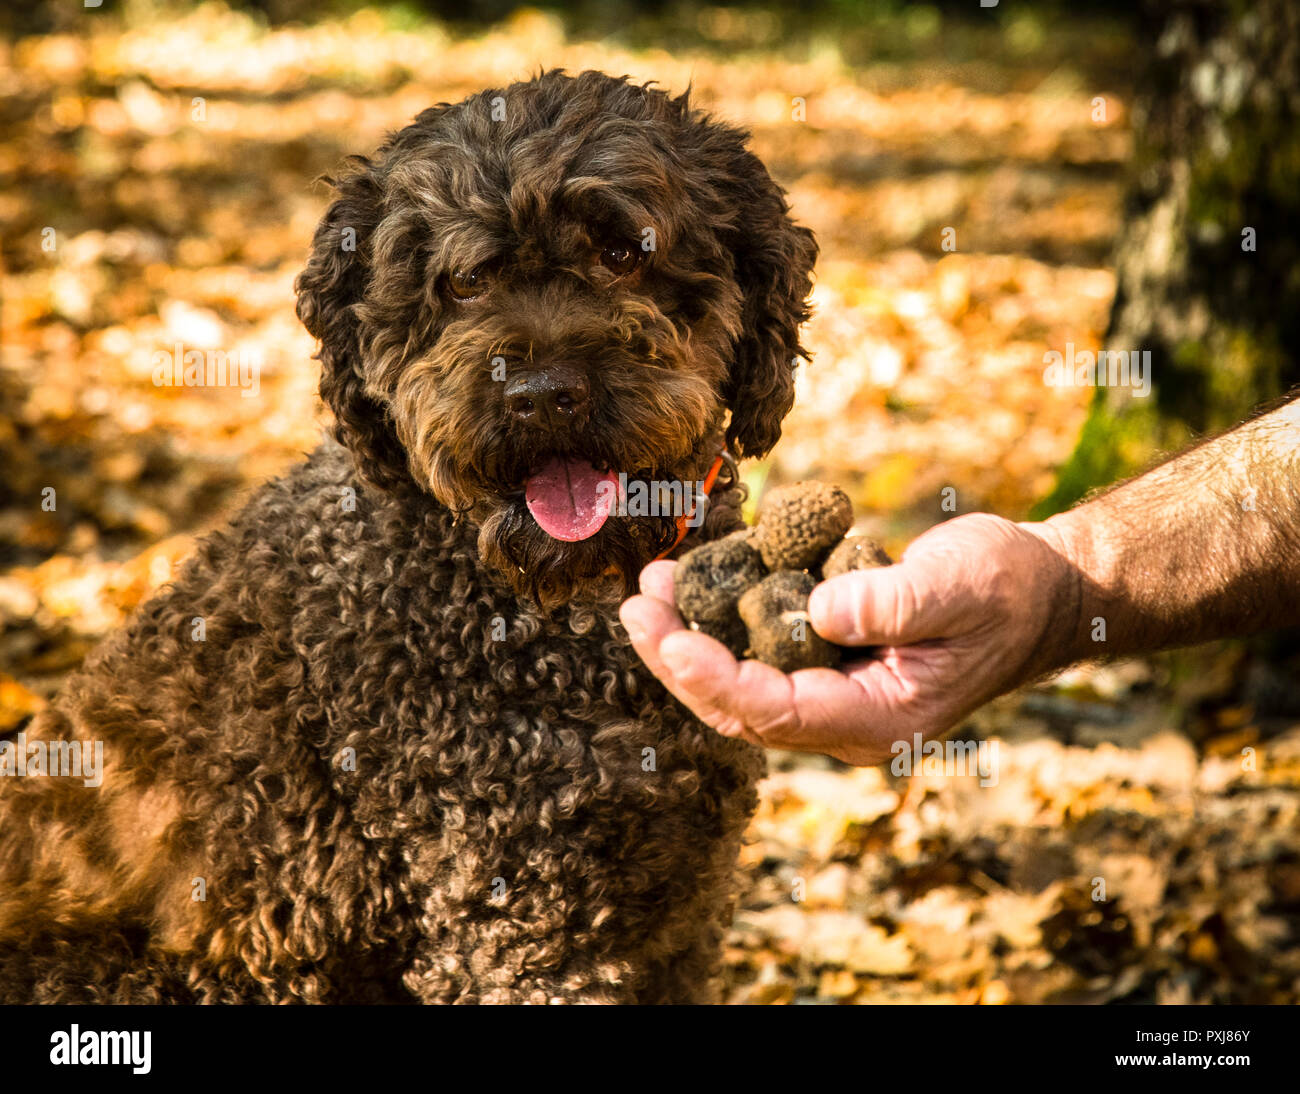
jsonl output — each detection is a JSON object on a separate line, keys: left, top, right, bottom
{"left": 525, "top": 457, "right": 618, "bottom": 541}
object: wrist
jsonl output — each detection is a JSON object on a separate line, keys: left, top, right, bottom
{"left": 1017, "top": 512, "right": 1095, "bottom": 675}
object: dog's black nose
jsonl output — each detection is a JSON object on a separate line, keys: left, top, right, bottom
{"left": 505, "top": 367, "right": 591, "bottom": 431}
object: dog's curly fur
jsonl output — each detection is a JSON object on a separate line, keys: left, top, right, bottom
{"left": 0, "top": 70, "right": 816, "bottom": 1003}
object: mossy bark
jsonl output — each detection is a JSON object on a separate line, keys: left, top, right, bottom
{"left": 1035, "top": 0, "right": 1300, "bottom": 517}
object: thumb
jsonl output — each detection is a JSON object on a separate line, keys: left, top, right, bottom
{"left": 808, "top": 565, "right": 965, "bottom": 647}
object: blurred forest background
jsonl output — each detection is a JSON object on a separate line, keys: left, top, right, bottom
{"left": 1, "top": 0, "right": 1298, "bottom": 1003}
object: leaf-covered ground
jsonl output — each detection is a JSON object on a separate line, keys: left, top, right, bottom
{"left": 1, "top": 4, "right": 1296, "bottom": 1003}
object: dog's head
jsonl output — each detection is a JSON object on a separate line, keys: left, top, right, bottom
{"left": 296, "top": 69, "right": 816, "bottom": 603}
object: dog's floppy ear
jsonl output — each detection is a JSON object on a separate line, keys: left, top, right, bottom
{"left": 688, "top": 118, "right": 818, "bottom": 460}
{"left": 295, "top": 158, "right": 411, "bottom": 488}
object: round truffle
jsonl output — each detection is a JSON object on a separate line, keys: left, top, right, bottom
{"left": 673, "top": 530, "right": 766, "bottom": 658}
{"left": 737, "top": 570, "right": 840, "bottom": 672}
{"left": 821, "top": 535, "right": 893, "bottom": 579}
{"left": 751, "top": 481, "right": 854, "bottom": 572}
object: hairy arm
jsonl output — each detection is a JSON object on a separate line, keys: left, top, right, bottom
{"left": 621, "top": 393, "right": 1300, "bottom": 766}
{"left": 1032, "top": 393, "right": 1300, "bottom": 670}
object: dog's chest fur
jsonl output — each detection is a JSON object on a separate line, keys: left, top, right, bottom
{"left": 0, "top": 441, "right": 762, "bottom": 1003}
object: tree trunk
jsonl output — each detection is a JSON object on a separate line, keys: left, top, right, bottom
{"left": 1035, "top": 0, "right": 1300, "bottom": 516}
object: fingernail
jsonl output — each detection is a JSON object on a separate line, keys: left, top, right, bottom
{"left": 809, "top": 582, "right": 857, "bottom": 642}
{"left": 661, "top": 644, "right": 691, "bottom": 675}
{"left": 808, "top": 585, "right": 837, "bottom": 631}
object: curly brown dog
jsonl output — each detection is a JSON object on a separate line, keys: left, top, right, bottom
{"left": 0, "top": 69, "right": 816, "bottom": 1003}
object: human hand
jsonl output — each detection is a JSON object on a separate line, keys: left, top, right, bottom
{"left": 619, "top": 513, "right": 1079, "bottom": 766}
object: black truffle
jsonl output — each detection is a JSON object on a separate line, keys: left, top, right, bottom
{"left": 672, "top": 482, "right": 877, "bottom": 669}
{"left": 751, "top": 481, "right": 854, "bottom": 571}
{"left": 737, "top": 571, "right": 840, "bottom": 672}
{"left": 673, "top": 530, "right": 765, "bottom": 656}
{"left": 821, "top": 535, "right": 893, "bottom": 579}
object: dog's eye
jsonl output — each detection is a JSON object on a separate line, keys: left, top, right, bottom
{"left": 598, "top": 245, "right": 640, "bottom": 276}
{"left": 447, "top": 268, "right": 488, "bottom": 301}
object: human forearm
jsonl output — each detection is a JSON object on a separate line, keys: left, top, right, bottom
{"left": 621, "top": 394, "right": 1300, "bottom": 765}
{"left": 1032, "top": 394, "right": 1300, "bottom": 668}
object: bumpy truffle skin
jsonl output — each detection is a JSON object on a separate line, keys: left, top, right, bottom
{"left": 752, "top": 481, "right": 854, "bottom": 571}
{"left": 821, "top": 535, "right": 893, "bottom": 578}
{"left": 674, "top": 530, "right": 765, "bottom": 656}
{"left": 738, "top": 571, "right": 840, "bottom": 672}
{"left": 674, "top": 530, "right": 765, "bottom": 622}
{"left": 692, "top": 612, "right": 750, "bottom": 657}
